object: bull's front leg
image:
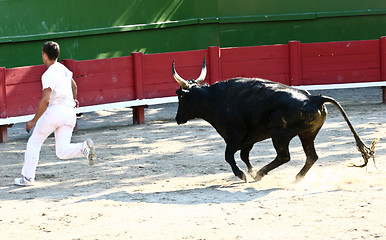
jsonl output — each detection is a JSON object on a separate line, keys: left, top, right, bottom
{"left": 225, "top": 146, "right": 248, "bottom": 182}
{"left": 240, "top": 145, "right": 258, "bottom": 179}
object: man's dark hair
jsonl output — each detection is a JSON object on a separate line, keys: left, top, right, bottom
{"left": 42, "top": 41, "right": 60, "bottom": 60}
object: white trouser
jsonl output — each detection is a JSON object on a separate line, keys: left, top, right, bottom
{"left": 22, "top": 105, "right": 84, "bottom": 179}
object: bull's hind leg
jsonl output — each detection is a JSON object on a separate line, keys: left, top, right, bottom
{"left": 254, "top": 136, "right": 291, "bottom": 181}
{"left": 296, "top": 131, "right": 320, "bottom": 181}
{"left": 296, "top": 102, "right": 327, "bottom": 180}
{"left": 240, "top": 145, "right": 258, "bottom": 179}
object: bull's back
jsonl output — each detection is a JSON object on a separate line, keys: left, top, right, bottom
{"left": 211, "top": 78, "right": 325, "bottom": 135}
{"left": 212, "top": 78, "right": 313, "bottom": 115}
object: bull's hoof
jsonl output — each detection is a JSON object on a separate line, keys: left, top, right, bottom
{"left": 237, "top": 170, "right": 248, "bottom": 183}
{"left": 253, "top": 170, "right": 266, "bottom": 181}
{"left": 248, "top": 168, "right": 258, "bottom": 179}
{"left": 295, "top": 173, "right": 305, "bottom": 182}
{"left": 254, "top": 175, "right": 263, "bottom": 181}
{"left": 242, "top": 174, "right": 248, "bottom": 183}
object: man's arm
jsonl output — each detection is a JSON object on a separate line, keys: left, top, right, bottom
{"left": 71, "top": 78, "right": 79, "bottom": 108}
{"left": 26, "top": 87, "right": 51, "bottom": 132}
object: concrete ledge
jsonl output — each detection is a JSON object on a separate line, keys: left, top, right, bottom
{"left": 0, "top": 96, "right": 178, "bottom": 125}
{"left": 293, "top": 81, "right": 386, "bottom": 91}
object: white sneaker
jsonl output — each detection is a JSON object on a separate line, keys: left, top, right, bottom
{"left": 14, "top": 176, "right": 34, "bottom": 186}
{"left": 82, "top": 139, "right": 96, "bottom": 165}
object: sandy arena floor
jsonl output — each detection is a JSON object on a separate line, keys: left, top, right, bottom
{"left": 0, "top": 87, "right": 385, "bottom": 239}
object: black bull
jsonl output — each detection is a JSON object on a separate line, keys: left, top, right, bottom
{"left": 172, "top": 58, "right": 379, "bottom": 182}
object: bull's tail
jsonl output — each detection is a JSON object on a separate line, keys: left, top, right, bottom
{"left": 319, "top": 95, "right": 380, "bottom": 168}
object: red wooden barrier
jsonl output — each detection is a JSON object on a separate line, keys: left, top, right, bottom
{"left": 5, "top": 65, "right": 45, "bottom": 117}
{"left": 132, "top": 52, "right": 144, "bottom": 100}
{"left": 74, "top": 56, "right": 135, "bottom": 106}
{"left": 1, "top": 38, "right": 385, "bottom": 142}
{"left": 221, "top": 44, "right": 290, "bottom": 84}
{"left": 302, "top": 40, "right": 381, "bottom": 85}
{"left": 381, "top": 37, "right": 386, "bottom": 103}
{"left": 208, "top": 46, "right": 221, "bottom": 85}
{"left": 289, "top": 41, "right": 302, "bottom": 86}
{"left": 132, "top": 52, "right": 146, "bottom": 123}
{"left": 0, "top": 67, "right": 6, "bottom": 118}
{"left": 0, "top": 67, "right": 7, "bottom": 142}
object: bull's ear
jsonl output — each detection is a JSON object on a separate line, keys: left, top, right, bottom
{"left": 176, "top": 88, "right": 190, "bottom": 95}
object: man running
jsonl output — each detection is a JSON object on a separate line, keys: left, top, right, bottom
{"left": 14, "top": 41, "right": 96, "bottom": 186}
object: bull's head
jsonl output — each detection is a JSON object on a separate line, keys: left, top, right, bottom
{"left": 172, "top": 56, "right": 207, "bottom": 124}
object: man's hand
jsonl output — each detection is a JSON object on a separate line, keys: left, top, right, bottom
{"left": 74, "top": 99, "right": 79, "bottom": 108}
{"left": 26, "top": 120, "right": 36, "bottom": 133}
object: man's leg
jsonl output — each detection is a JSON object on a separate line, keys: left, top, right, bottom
{"left": 54, "top": 125, "right": 83, "bottom": 159}
{"left": 55, "top": 125, "right": 96, "bottom": 165}
{"left": 21, "top": 115, "right": 55, "bottom": 180}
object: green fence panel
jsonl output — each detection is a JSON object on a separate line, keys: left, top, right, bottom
{"left": 0, "top": 0, "right": 385, "bottom": 68}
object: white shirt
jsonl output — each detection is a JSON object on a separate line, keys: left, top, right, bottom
{"left": 41, "top": 62, "right": 75, "bottom": 108}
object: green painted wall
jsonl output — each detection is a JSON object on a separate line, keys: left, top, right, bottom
{"left": 1, "top": 0, "right": 385, "bottom": 68}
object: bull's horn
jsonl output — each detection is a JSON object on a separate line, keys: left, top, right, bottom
{"left": 196, "top": 56, "right": 207, "bottom": 84}
{"left": 172, "top": 60, "right": 189, "bottom": 89}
